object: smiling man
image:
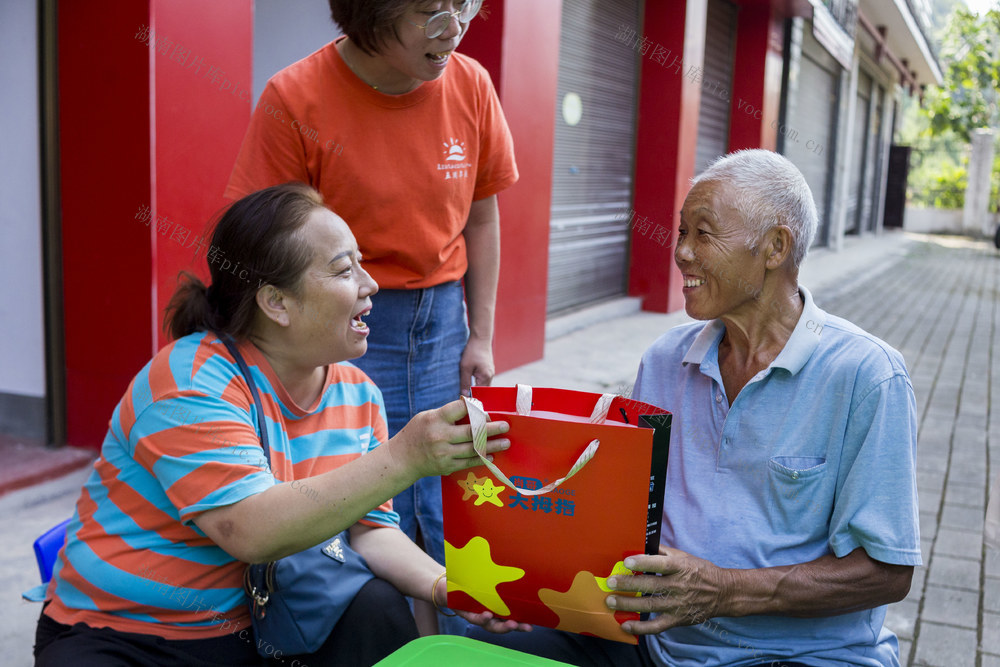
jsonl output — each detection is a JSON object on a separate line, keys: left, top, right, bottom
{"left": 471, "top": 150, "right": 920, "bottom": 666}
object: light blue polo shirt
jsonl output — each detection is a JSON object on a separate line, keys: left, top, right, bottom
{"left": 633, "top": 286, "right": 920, "bottom": 667}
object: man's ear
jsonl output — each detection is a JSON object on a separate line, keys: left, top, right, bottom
{"left": 763, "top": 225, "right": 795, "bottom": 270}
{"left": 255, "top": 285, "right": 292, "bottom": 327}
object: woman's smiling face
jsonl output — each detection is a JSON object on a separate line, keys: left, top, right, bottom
{"left": 376, "top": 1, "right": 471, "bottom": 84}
{"left": 284, "top": 208, "right": 378, "bottom": 365}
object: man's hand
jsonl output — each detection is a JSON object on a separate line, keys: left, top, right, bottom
{"left": 605, "top": 548, "right": 734, "bottom": 635}
{"left": 605, "top": 546, "right": 913, "bottom": 636}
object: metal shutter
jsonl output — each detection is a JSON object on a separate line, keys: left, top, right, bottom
{"left": 695, "top": 0, "right": 738, "bottom": 174}
{"left": 782, "top": 30, "right": 839, "bottom": 246}
{"left": 864, "top": 84, "right": 885, "bottom": 232}
{"left": 845, "top": 71, "right": 872, "bottom": 234}
{"left": 547, "top": 0, "right": 641, "bottom": 316}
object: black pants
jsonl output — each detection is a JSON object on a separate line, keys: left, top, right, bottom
{"left": 467, "top": 626, "right": 816, "bottom": 667}
{"left": 35, "top": 578, "right": 418, "bottom": 667}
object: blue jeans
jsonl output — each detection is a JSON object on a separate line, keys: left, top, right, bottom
{"left": 353, "top": 281, "right": 469, "bottom": 633}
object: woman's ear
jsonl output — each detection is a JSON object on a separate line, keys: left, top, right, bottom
{"left": 255, "top": 285, "right": 292, "bottom": 327}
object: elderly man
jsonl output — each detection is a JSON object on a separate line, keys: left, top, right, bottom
{"left": 471, "top": 150, "right": 920, "bottom": 666}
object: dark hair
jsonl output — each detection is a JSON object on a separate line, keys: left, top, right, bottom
{"left": 164, "top": 183, "right": 324, "bottom": 341}
{"left": 329, "top": 0, "right": 414, "bottom": 56}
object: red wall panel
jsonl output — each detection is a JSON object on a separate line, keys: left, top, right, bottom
{"left": 151, "top": 0, "right": 253, "bottom": 350}
{"left": 728, "top": 3, "right": 784, "bottom": 152}
{"left": 461, "top": 0, "right": 561, "bottom": 372}
{"left": 59, "top": 0, "right": 154, "bottom": 448}
{"left": 628, "top": 0, "right": 707, "bottom": 313}
{"left": 59, "top": 0, "right": 253, "bottom": 448}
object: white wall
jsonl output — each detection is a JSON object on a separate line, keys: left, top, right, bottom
{"left": 252, "top": 0, "right": 343, "bottom": 105}
{"left": 0, "top": 0, "right": 46, "bottom": 399}
{"left": 904, "top": 207, "right": 964, "bottom": 234}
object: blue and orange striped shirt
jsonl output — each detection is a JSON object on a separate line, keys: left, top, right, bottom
{"left": 44, "top": 332, "right": 396, "bottom": 639}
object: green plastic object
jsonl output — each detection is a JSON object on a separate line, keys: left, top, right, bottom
{"left": 373, "top": 635, "right": 572, "bottom": 666}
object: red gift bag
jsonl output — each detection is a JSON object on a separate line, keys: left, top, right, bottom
{"left": 443, "top": 385, "right": 671, "bottom": 644}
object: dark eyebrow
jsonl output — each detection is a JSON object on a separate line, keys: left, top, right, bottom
{"left": 328, "top": 251, "right": 352, "bottom": 266}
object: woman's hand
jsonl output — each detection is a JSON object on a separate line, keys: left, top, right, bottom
{"left": 460, "top": 334, "right": 495, "bottom": 396}
{"left": 431, "top": 571, "right": 531, "bottom": 633}
{"left": 391, "top": 399, "right": 510, "bottom": 478}
{"left": 456, "top": 609, "right": 533, "bottom": 634}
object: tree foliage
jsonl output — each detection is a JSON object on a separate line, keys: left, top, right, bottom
{"left": 922, "top": 7, "right": 1000, "bottom": 141}
{"left": 904, "top": 5, "right": 1000, "bottom": 210}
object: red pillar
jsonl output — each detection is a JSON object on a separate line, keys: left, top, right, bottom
{"left": 728, "top": 3, "right": 785, "bottom": 152}
{"left": 461, "top": 1, "right": 562, "bottom": 372}
{"left": 628, "top": 0, "right": 707, "bottom": 313}
{"left": 59, "top": 0, "right": 252, "bottom": 448}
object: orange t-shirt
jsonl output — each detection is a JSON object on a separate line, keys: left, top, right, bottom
{"left": 225, "top": 39, "right": 518, "bottom": 289}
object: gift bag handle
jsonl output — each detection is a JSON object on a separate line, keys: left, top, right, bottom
{"left": 462, "top": 386, "right": 617, "bottom": 497}
{"left": 514, "top": 384, "right": 616, "bottom": 423}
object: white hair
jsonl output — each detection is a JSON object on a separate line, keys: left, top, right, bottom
{"left": 691, "top": 149, "right": 818, "bottom": 267}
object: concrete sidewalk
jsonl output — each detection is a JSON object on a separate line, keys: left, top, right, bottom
{"left": 3, "top": 230, "right": 997, "bottom": 666}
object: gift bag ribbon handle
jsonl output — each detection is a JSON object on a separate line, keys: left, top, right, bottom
{"left": 462, "top": 385, "right": 616, "bottom": 497}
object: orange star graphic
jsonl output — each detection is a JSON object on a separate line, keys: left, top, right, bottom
{"left": 539, "top": 570, "right": 637, "bottom": 644}
{"left": 456, "top": 471, "right": 486, "bottom": 501}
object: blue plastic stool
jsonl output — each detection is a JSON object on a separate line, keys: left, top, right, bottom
{"left": 22, "top": 518, "right": 70, "bottom": 601}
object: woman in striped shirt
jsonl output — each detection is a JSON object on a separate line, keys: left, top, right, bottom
{"left": 34, "top": 183, "right": 526, "bottom": 667}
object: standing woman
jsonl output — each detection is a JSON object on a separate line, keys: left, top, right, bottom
{"left": 225, "top": 0, "right": 518, "bottom": 632}
{"left": 33, "top": 184, "right": 521, "bottom": 667}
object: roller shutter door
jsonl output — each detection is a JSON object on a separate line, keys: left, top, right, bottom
{"left": 845, "top": 71, "right": 872, "bottom": 235}
{"left": 695, "top": 0, "right": 738, "bottom": 174}
{"left": 782, "top": 26, "right": 839, "bottom": 246}
{"left": 547, "top": 0, "right": 641, "bottom": 315}
{"left": 864, "top": 84, "right": 885, "bottom": 232}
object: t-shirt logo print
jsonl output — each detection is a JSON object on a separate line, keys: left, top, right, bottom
{"left": 439, "top": 137, "right": 471, "bottom": 180}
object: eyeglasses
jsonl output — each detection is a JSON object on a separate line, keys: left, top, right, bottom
{"left": 410, "top": 0, "right": 483, "bottom": 39}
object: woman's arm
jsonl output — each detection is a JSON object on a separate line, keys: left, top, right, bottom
{"left": 193, "top": 400, "right": 508, "bottom": 563}
{"left": 460, "top": 195, "right": 500, "bottom": 396}
{"left": 349, "top": 523, "right": 530, "bottom": 633}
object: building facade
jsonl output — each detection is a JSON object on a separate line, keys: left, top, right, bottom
{"left": 0, "top": 0, "right": 940, "bottom": 449}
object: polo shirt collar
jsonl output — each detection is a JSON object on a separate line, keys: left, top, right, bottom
{"left": 680, "top": 285, "right": 825, "bottom": 377}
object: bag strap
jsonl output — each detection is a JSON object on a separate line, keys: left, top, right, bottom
{"left": 218, "top": 333, "right": 271, "bottom": 465}
{"left": 514, "top": 384, "right": 615, "bottom": 423}
{"left": 463, "top": 393, "right": 602, "bottom": 497}
{"left": 218, "top": 333, "right": 274, "bottom": 617}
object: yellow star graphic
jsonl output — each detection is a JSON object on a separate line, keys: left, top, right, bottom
{"left": 445, "top": 536, "right": 525, "bottom": 616}
{"left": 456, "top": 472, "right": 486, "bottom": 501}
{"left": 539, "top": 570, "right": 637, "bottom": 644}
{"left": 472, "top": 478, "right": 505, "bottom": 507}
{"left": 595, "top": 560, "right": 640, "bottom": 594}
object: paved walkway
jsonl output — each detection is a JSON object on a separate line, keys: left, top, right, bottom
{"left": 821, "top": 236, "right": 999, "bottom": 666}
{"left": 2, "top": 232, "right": 997, "bottom": 666}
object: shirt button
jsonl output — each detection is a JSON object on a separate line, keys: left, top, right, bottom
{"left": 791, "top": 472, "right": 799, "bottom": 479}
{"left": 716, "top": 394, "right": 722, "bottom": 403}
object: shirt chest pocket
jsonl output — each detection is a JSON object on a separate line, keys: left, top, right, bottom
{"left": 767, "top": 456, "right": 830, "bottom": 540}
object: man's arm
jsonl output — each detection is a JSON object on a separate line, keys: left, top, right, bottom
{"left": 606, "top": 546, "right": 913, "bottom": 635}
{"left": 459, "top": 195, "right": 500, "bottom": 396}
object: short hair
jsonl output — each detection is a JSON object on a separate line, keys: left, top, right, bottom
{"left": 691, "top": 149, "right": 818, "bottom": 267}
{"left": 328, "top": 0, "right": 414, "bottom": 56}
{"left": 164, "top": 183, "right": 324, "bottom": 341}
